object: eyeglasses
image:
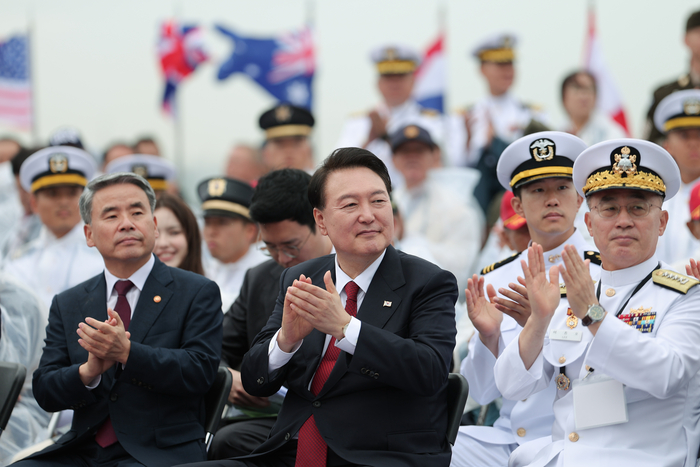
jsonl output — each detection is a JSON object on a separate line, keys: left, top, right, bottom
{"left": 591, "top": 200, "right": 662, "bottom": 219}
{"left": 259, "top": 230, "right": 312, "bottom": 259}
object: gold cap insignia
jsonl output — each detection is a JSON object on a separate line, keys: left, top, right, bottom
{"left": 49, "top": 154, "right": 68, "bottom": 174}
{"left": 503, "top": 37, "right": 512, "bottom": 48}
{"left": 612, "top": 146, "right": 637, "bottom": 176}
{"left": 529, "top": 138, "right": 555, "bottom": 161}
{"left": 684, "top": 98, "right": 700, "bottom": 115}
{"left": 404, "top": 125, "right": 420, "bottom": 138}
{"left": 275, "top": 105, "right": 291, "bottom": 122}
{"left": 131, "top": 164, "right": 149, "bottom": 178}
{"left": 385, "top": 48, "right": 397, "bottom": 61}
{"left": 208, "top": 178, "right": 227, "bottom": 198}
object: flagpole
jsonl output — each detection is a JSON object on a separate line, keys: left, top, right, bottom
{"left": 28, "top": 3, "right": 38, "bottom": 144}
{"left": 172, "top": 0, "right": 184, "bottom": 184}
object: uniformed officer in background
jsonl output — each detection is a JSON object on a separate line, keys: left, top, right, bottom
{"left": 336, "top": 44, "right": 444, "bottom": 189}
{"left": 3, "top": 146, "right": 104, "bottom": 308}
{"left": 495, "top": 139, "right": 700, "bottom": 467}
{"left": 198, "top": 177, "right": 266, "bottom": 312}
{"left": 644, "top": 9, "right": 700, "bottom": 144}
{"left": 258, "top": 104, "right": 316, "bottom": 173}
{"left": 105, "top": 153, "right": 178, "bottom": 198}
{"left": 453, "top": 131, "right": 598, "bottom": 467}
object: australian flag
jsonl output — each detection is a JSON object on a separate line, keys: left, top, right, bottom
{"left": 215, "top": 25, "right": 314, "bottom": 109}
{"left": 158, "top": 20, "right": 208, "bottom": 117}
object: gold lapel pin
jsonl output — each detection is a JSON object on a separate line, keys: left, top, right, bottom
{"left": 153, "top": 295, "right": 162, "bottom": 303}
{"left": 383, "top": 301, "right": 392, "bottom": 307}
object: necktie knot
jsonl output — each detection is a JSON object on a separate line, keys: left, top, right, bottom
{"left": 345, "top": 281, "right": 359, "bottom": 302}
{"left": 114, "top": 280, "right": 134, "bottom": 297}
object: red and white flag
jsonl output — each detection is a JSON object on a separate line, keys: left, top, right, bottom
{"left": 413, "top": 33, "right": 445, "bottom": 113}
{"left": 0, "top": 34, "right": 31, "bottom": 131}
{"left": 584, "top": 7, "right": 630, "bottom": 136}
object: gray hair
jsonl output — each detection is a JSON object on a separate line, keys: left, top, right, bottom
{"left": 79, "top": 172, "right": 157, "bottom": 224}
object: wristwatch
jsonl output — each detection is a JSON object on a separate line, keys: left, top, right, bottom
{"left": 582, "top": 304, "right": 605, "bottom": 327}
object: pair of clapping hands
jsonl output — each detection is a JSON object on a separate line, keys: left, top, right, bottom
{"left": 466, "top": 244, "right": 599, "bottom": 340}
{"left": 77, "top": 309, "right": 131, "bottom": 385}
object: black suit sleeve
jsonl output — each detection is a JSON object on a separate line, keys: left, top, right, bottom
{"left": 221, "top": 269, "right": 254, "bottom": 370}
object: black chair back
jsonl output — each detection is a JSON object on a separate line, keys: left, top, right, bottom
{"left": 204, "top": 366, "right": 233, "bottom": 451}
{"left": 446, "top": 373, "right": 469, "bottom": 445}
{"left": 0, "top": 361, "right": 27, "bottom": 436}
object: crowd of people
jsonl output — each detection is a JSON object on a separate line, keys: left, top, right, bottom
{"left": 1, "top": 11, "right": 700, "bottom": 467}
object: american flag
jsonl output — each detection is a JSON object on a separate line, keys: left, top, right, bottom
{"left": 0, "top": 35, "right": 31, "bottom": 130}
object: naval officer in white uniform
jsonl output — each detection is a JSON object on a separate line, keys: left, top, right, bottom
{"left": 495, "top": 139, "right": 700, "bottom": 467}
{"left": 652, "top": 90, "right": 700, "bottom": 265}
{"left": 3, "top": 146, "right": 105, "bottom": 308}
{"left": 336, "top": 44, "right": 444, "bottom": 189}
{"left": 452, "top": 132, "right": 599, "bottom": 467}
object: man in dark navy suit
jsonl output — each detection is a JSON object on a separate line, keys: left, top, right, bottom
{"left": 16, "top": 172, "right": 223, "bottom": 467}
{"left": 182, "top": 148, "right": 458, "bottom": 467}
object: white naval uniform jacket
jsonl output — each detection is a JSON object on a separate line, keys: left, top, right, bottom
{"left": 461, "top": 230, "right": 599, "bottom": 447}
{"left": 204, "top": 246, "right": 267, "bottom": 313}
{"left": 495, "top": 255, "right": 700, "bottom": 467}
{"left": 3, "top": 223, "right": 105, "bottom": 309}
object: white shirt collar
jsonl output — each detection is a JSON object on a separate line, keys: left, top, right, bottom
{"left": 600, "top": 255, "right": 659, "bottom": 288}
{"left": 334, "top": 249, "right": 386, "bottom": 296}
{"left": 104, "top": 253, "right": 155, "bottom": 301}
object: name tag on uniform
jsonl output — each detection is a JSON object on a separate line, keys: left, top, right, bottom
{"left": 549, "top": 329, "right": 582, "bottom": 342}
{"left": 573, "top": 375, "right": 628, "bottom": 430}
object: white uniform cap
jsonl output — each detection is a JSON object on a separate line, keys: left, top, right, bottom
{"left": 370, "top": 44, "right": 420, "bottom": 74}
{"left": 496, "top": 131, "right": 587, "bottom": 191}
{"left": 471, "top": 32, "right": 518, "bottom": 62}
{"left": 105, "top": 154, "right": 176, "bottom": 191}
{"left": 572, "top": 139, "right": 680, "bottom": 200}
{"left": 19, "top": 146, "right": 97, "bottom": 193}
{"left": 653, "top": 89, "right": 700, "bottom": 135}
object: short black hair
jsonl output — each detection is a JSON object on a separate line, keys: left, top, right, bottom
{"left": 249, "top": 168, "right": 316, "bottom": 232}
{"left": 308, "top": 147, "right": 392, "bottom": 210}
{"left": 11, "top": 146, "right": 39, "bottom": 176}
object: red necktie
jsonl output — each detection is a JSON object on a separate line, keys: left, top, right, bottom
{"left": 95, "top": 280, "right": 134, "bottom": 448}
{"left": 295, "top": 281, "right": 359, "bottom": 467}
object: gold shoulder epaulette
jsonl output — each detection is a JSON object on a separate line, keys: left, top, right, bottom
{"left": 652, "top": 269, "right": 700, "bottom": 294}
{"left": 480, "top": 252, "right": 519, "bottom": 275}
{"left": 679, "top": 74, "right": 691, "bottom": 87}
{"left": 420, "top": 108, "right": 439, "bottom": 117}
{"left": 584, "top": 251, "right": 602, "bottom": 266}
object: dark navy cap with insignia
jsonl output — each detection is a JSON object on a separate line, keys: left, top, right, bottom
{"left": 19, "top": 146, "right": 97, "bottom": 193}
{"left": 390, "top": 124, "right": 437, "bottom": 152}
{"left": 573, "top": 139, "right": 681, "bottom": 200}
{"left": 105, "top": 154, "right": 176, "bottom": 191}
{"left": 496, "top": 131, "right": 587, "bottom": 191}
{"left": 370, "top": 44, "right": 420, "bottom": 75}
{"left": 198, "top": 177, "right": 254, "bottom": 221}
{"left": 259, "top": 104, "right": 314, "bottom": 140}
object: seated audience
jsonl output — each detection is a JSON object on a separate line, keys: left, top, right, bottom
{"left": 258, "top": 104, "right": 315, "bottom": 173}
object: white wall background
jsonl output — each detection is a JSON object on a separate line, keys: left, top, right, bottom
{"left": 0, "top": 0, "right": 696, "bottom": 202}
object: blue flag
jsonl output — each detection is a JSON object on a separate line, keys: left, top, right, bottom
{"left": 215, "top": 25, "right": 314, "bottom": 109}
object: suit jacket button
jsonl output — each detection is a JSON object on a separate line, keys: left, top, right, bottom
{"left": 369, "top": 371, "right": 375, "bottom": 377}
{"left": 285, "top": 433, "right": 291, "bottom": 440}
{"left": 313, "top": 401, "right": 321, "bottom": 408}
{"left": 361, "top": 368, "right": 368, "bottom": 374}
{"left": 110, "top": 393, "right": 118, "bottom": 402}
{"left": 257, "top": 377, "right": 265, "bottom": 385}
{"left": 373, "top": 373, "right": 379, "bottom": 379}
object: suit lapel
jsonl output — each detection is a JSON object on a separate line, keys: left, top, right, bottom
{"left": 127, "top": 259, "right": 174, "bottom": 344}
{"left": 317, "top": 247, "right": 405, "bottom": 398}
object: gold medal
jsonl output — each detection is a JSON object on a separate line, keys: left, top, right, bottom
{"left": 555, "top": 372, "right": 571, "bottom": 390}
{"left": 566, "top": 308, "right": 578, "bottom": 329}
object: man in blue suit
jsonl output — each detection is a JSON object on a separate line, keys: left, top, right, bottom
{"left": 181, "top": 147, "right": 458, "bottom": 467}
{"left": 16, "top": 172, "right": 223, "bottom": 467}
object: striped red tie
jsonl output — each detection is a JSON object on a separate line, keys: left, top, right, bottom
{"left": 94, "top": 280, "right": 133, "bottom": 448}
{"left": 295, "top": 281, "right": 359, "bottom": 467}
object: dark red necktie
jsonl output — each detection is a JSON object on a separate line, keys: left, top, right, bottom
{"left": 295, "top": 281, "right": 359, "bottom": 467}
{"left": 95, "top": 280, "right": 134, "bottom": 448}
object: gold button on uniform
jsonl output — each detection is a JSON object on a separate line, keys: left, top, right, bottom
{"left": 569, "top": 432, "right": 579, "bottom": 442}
{"left": 517, "top": 428, "right": 526, "bottom": 437}
{"left": 559, "top": 356, "right": 566, "bottom": 364}
{"left": 605, "top": 288, "right": 616, "bottom": 297}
